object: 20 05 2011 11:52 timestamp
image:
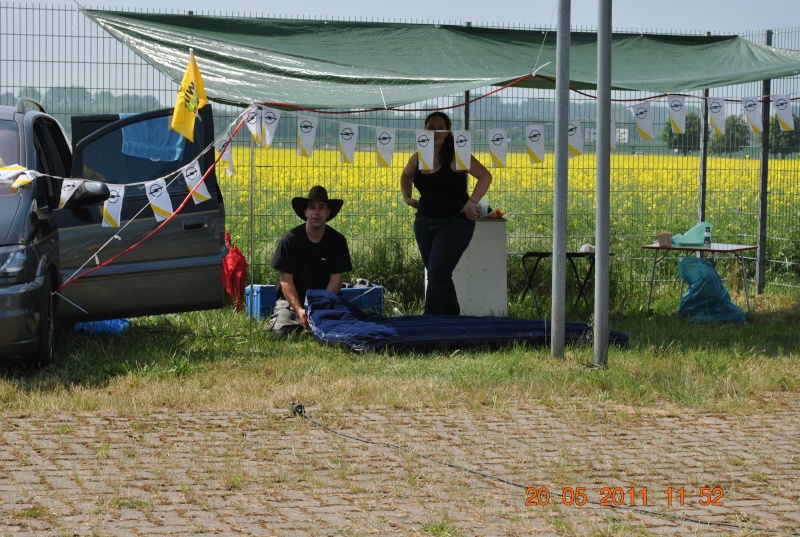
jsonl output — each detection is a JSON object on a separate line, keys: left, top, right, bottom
{"left": 525, "top": 486, "right": 725, "bottom": 507}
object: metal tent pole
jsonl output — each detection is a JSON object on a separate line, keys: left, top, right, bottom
{"left": 756, "top": 30, "right": 773, "bottom": 294}
{"left": 593, "top": 0, "right": 612, "bottom": 368}
{"left": 551, "top": 0, "right": 571, "bottom": 358}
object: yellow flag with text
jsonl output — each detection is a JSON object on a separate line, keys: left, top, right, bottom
{"left": 171, "top": 50, "right": 208, "bottom": 142}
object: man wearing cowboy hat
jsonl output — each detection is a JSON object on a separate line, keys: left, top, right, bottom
{"left": 268, "top": 186, "right": 352, "bottom": 334}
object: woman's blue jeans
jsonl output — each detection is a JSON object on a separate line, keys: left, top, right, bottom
{"left": 414, "top": 214, "right": 475, "bottom": 315}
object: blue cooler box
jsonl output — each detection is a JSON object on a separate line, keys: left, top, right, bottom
{"left": 245, "top": 284, "right": 384, "bottom": 320}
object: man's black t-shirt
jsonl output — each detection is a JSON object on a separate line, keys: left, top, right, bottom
{"left": 270, "top": 224, "right": 352, "bottom": 304}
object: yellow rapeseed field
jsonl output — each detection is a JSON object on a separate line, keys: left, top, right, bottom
{"left": 221, "top": 147, "right": 797, "bottom": 250}
{"left": 217, "top": 144, "right": 799, "bottom": 293}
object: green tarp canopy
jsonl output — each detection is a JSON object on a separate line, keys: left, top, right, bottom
{"left": 86, "top": 9, "right": 800, "bottom": 109}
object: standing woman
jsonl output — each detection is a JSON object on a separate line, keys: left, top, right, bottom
{"left": 400, "top": 111, "right": 493, "bottom": 315}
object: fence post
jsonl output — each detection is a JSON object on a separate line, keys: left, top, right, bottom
{"left": 756, "top": 29, "right": 773, "bottom": 295}
{"left": 698, "top": 32, "right": 710, "bottom": 224}
{"left": 551, "top": 0, "right": 571, "bottom": 358}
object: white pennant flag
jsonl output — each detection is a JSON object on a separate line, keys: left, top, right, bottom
{"left": 338, "top": 123, "right": 358, "bottom": 164}
{"left": 261, "top": 107, "right": 282, "bottom": 147}
{"left": 568, "top": 120, "right": 583, "bottom": 157}
{"left": 375, "top": 128, "right": 395, "bottom": 168}
{"left": 633, "top": 102, "right": 654, "bottom": 140}
{"left": 244, "top": 104, "right": 262, "bottom": 145}
{"left": 58, "top": 179, "right": 82, "bottom": 208}
{"left": 774, "top": 94, "right": 794, "bottom": 132}
{"left": 0, "top": 165, "right": 32, "bottom": 184}
{"left": 742, "top": 97, "right": 763, "bottom": 133}
{"left": 669, "top": 96, "right": 686, "bottom": 134}
{"left": 453, "top": 130, "right": 472, "bottom": 171}
{"left": 488, "top": 129, "right": 508, "bottom": 168}
{"left": 1, "top": 166, "right": 39, "bottom": 192}
{"left": 102, "top": 184, "right": 125, "bottom": 228}
{"left": 182, "top": 160, "right": 211, "bottom": 204}
{"left": 525, "top": 124, "right": 545, "bottom": 164}
{"left": 145, "top": 179, "right": 173, "bottom": 222}
{"left": 708, "top": 98, "right": 726, "bottom": 136}
{"left": 297, "top": 115, "right": 318, "bottom": 158}
{"left": 415, "top": 130, "right": 434, "bottom": 170}
{"left": 215, "top": 134, "right": 235, "bottom": 176}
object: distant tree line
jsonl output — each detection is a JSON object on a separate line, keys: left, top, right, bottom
{"left": 661, "top": 111, "right": 800, "bottom": 157}
{"left": 1, "top": 86, "right": 162, "bottom": 138}
{"left": 7, "top": 86, "right": 798, "bottom": 157}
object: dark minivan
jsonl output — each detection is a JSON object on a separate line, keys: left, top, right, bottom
{"left": 0, "top": 99, "right": 226, "bottom": 366}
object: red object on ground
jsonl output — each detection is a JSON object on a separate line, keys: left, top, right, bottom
{"left": 222, "top": 232, "right": 248, "bottom": 312}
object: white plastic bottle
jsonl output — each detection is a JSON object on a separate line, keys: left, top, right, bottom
{"left": 703, "top": 226, "right": 712, "bottom": 246}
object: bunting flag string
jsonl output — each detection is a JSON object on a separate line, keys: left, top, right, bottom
{"left": 231, "top": 93, "right": 796, "bottom": 166}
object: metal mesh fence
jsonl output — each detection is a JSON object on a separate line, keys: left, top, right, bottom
{"left": 2, "top": 3, "right": 799, "bottom": 309}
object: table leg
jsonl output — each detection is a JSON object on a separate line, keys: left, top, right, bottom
{"left": 739, "top": 252, "right": 751, "bottom": 313}
{"left": 522, "top": 255, "right": 545, "bottom": 319}
{"left": 568, "top": 256, "right": 593, "bottom": 310}
{"left": 647, "top": 250, "right": 659, "bottom": 310}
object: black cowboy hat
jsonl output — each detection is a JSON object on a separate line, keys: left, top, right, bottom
{"left": 291, "top": 185, "right": 344, "bottom": 221}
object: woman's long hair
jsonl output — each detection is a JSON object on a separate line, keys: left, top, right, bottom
{"left": 424, "top": 111, "right": 455, "bottom": 168}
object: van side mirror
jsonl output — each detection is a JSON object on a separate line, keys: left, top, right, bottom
{"left": 60, "top": 180, "right": 110, "bottom": 209}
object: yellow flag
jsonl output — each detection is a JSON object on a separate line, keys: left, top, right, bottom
{"left": 171, "top": 50, "right": 208, "bottom": 142}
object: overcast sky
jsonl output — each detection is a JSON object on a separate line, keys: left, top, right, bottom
{"left": 60, "top": 0, "right": 798, "bottom": 33}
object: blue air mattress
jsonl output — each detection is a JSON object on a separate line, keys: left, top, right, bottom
{"left": 305, "top": 290, "right": 629, "bottom": 352}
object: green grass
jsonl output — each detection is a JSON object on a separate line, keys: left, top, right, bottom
{"left": 1, "top": 290, "right": 798, "bottom": 415}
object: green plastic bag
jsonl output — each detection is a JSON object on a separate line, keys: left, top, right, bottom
{"left": 677, "top": 256, "right": 745, "bottom": 323}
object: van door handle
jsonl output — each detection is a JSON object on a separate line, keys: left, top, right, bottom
{"left": 183, "top": 217, "right": 208, "bottom": 232}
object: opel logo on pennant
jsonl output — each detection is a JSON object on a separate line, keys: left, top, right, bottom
{"left": 377, "top": 131, "right": 393, "bottom": 145}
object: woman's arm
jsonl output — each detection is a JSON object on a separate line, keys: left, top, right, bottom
{"left": 400, "top": 153, "right": 420, "bottom": 208}
{"left": 460, "top": 155, "right": 493, "bottom": 218}
{"left": 467, "top": 155, "right": 493, "bottom": 202}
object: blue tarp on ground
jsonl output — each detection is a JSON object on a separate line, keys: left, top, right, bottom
{"left": 306, "top": 289, "right": 628, "bottom": 352}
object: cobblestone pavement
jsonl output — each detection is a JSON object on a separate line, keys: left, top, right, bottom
{"left": 1, "top": 404, "right": 799, "bottom": 536}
